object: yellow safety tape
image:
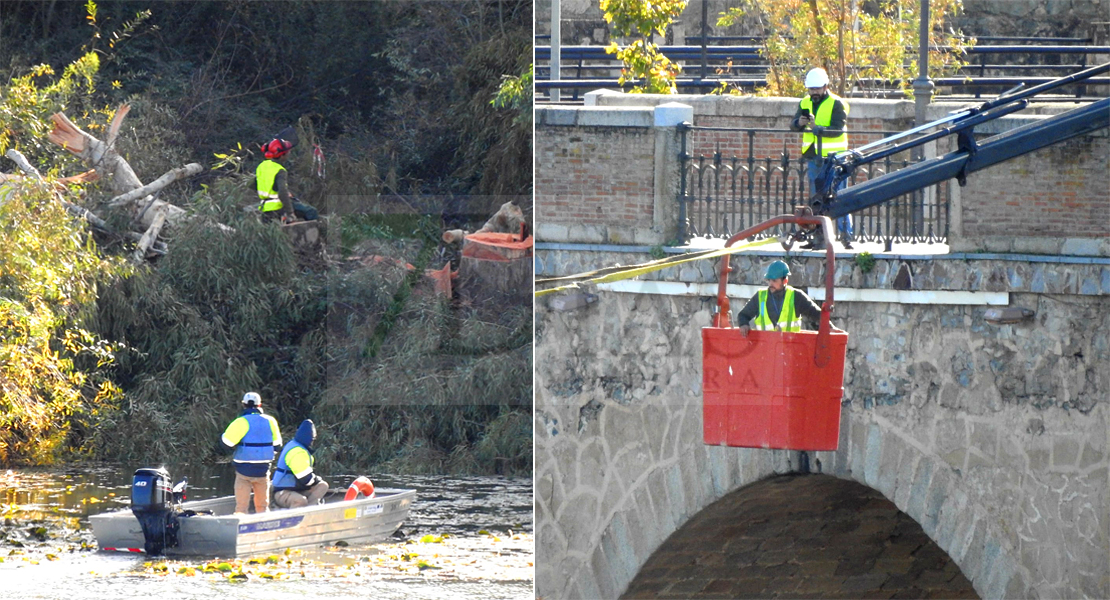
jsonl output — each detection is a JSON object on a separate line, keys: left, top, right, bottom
{"left": 535, "top": 237, "right": 779, "bottom": 297}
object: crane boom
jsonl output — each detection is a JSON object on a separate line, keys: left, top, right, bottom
{"left": 806, "top": 63, "right": 1110, "bottom": 226}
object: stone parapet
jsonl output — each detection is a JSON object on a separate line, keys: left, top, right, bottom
{"left": 536, "top": 245, "right": 1110, "bottom": 296}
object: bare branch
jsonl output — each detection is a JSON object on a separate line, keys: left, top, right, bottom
{"left": 105, "top": 103, "right": 131, "bottom": 149}
{"left": 132, "top": 206, "right": 168, "bottom": 264}
{"left": 5, "top": 149, "right": 45, "bottom": 179}
{"left": 108, "top": 163, "right": 203, "bottom": 206}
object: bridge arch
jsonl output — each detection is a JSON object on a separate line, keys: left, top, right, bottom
{"left": 621, "top": 473, "right": 978, "bottom": 598}
{"left": 536, "top": 269, "right": 1107, "bottom": 599}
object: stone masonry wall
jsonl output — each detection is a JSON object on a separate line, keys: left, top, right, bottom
{"left": 535, "top": 250, "right": 1109, "bottom": 600}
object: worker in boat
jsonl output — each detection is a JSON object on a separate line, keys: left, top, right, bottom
{"left": 221, "top": 392, "right": 283, "bottom": 514}
{"left": 790, "top": 67, "right": 853, "bottom": 249}
{"left": 737, "top": 260, "right": 845, "bottom": 335}
{"left": 256, "top": 137, "right": 319, "bottom": 224}
{"left": 272, "top": 419, "right": 330, "bottom": 508}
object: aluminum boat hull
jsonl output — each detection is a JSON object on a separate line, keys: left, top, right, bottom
{"left": 90, "top": 488, "right": 415, "bottom": 557}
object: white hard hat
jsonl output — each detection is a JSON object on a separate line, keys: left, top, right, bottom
{"left": 242, "top": 392, "right": 261, "bottom": 405}
{"left": 804, "top": 68, "right": 829, "bottom": 88}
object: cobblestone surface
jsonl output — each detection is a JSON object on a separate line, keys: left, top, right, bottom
{"left": 620, "top": 474, "right": 978, "bottom": 599}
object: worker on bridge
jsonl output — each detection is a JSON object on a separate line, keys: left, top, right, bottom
{"left": 256, "top": 137, "right": 318, "bottom": 224}
{"left": 791, "top": 67, "right": 853, "bottom": 249}
{"left": 737, "top": 261, "right": 845, "bottom": 336}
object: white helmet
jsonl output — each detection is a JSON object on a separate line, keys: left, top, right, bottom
{"left": 804, "top": 68, "right": 829, "bottom": 88}
{"left": 242, "top": 392, "right": 261, "bottom": 406}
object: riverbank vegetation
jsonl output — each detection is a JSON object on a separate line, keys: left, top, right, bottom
{"left": 0, "top": 1, "right": 532, "bottom": 475}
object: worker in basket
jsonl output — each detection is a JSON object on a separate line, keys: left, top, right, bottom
{"left": 737, "top": 260, "right": 845, "bottom": 336}
{"left": 256, "top": 137, "right": 319, "bottom": 224}
{"left": 271, "top": 419, "right": 329, "bottom": 508}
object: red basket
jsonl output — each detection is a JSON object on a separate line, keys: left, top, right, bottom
{"left": 702, "top": 215, "right": 848, "bottom": 451}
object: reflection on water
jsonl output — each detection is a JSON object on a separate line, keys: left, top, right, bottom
{"left": 0, "top": 466, "right": 533, "bottom": 600}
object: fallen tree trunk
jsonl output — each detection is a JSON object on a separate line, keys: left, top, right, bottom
{"left": 47, "top": 106, "right": 202, "bottom": 232}
{"left": 109, "top": 163, "right": 204, "bottom": 207}
{"left": 5, "top": 149, "right": 166, "bottom": 256}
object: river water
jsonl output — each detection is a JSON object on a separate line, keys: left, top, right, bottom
{"left": 0, "top": 465, "right": 533, "bottom": 599}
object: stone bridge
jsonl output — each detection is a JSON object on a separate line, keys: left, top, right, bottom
{"left": 534, "top": 94, "right": 1108, "bottom": 599}
{"left": 535, "top": 249, "right": 1108, "bottom": 599}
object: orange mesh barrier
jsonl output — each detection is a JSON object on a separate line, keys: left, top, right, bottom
{"left": 462, "top": 233, "right": 533, "bottom": 262}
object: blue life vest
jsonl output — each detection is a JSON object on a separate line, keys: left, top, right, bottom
{"left": 233, "top": 413, "right": 276, "bottom": 464}
{"left": 272, "top": 440, "right": 309, "bottom": 489}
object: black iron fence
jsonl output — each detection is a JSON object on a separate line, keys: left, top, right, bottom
{"left": 677, "top": 125, "right": 949, "bottom": 247}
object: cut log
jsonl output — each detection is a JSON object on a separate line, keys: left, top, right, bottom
{"left": 477, "top": 201, "right": 527, "bottom": 235}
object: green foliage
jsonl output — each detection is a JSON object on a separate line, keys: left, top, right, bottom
{"left": 609, "top": 40, "right": 683, "bottom": 94}
{"left": 601, "top": 0, "right": 688, "bottom": 94}
{"left": 449, "top": 26, "right": 533, "bottom": 202}
{"left": 601, "top": 0, "right": 689, "bottom": 38}
{"left": 0, "top": 182, "right": 125, "bottom": 465}
{"left": 855, "top": 251, "right": 876, "bottom": 274}
{"left": 492, "top": 63, "right": 534, "bottom": 128}
{"left": 717, "top": 0, "right": 973, "bottom": 97}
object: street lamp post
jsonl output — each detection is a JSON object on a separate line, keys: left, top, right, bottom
{"left": 912, "top": 0, "right": 934, "bottom": 131}
{"left": 552, "top": 0, "right": 561, "bottom": 103}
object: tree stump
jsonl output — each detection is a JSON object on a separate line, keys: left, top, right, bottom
{"left": 458, "top": 232, "right": 532, "bottom": 302}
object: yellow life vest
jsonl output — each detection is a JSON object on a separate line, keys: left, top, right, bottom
{"left": 256, "top": 159, "right": 286, "bottom": 212}
{"left": 800, "top": 93, "right": 849, "bottom": 156}
{"left": 753, "top": 287, "right": 802, "bottom": 332}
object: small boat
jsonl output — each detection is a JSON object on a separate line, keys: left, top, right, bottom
{"left": 90, "top": 468, "right": 415, "bottom": 557}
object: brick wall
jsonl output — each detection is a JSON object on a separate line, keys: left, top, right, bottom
{"left": 961, "top": 131, "right": 1110, "bottom": 238}
{"left": 536, "top": 126, "right": 656, "bottom": 229}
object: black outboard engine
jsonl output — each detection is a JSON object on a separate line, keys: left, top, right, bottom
{"left": 130, "top": 467, "right": 186, "bottom": 555}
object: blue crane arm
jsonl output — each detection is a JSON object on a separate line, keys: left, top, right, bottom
{"left": 817, "top": 97, "right": 1109, "bottom": 219}
{"left": 808, "top": 63, "right": 1110, "bottom": 220}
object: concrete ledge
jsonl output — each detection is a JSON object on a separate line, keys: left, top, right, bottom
{"left": 536, "top": 222, "right": 665, "bottom": 245}
{"left": 954, "top": 236, "right": 1110, "bottom": 258}
{"left": 536, "top": 105, "right": 654, "bottom": 128}
{"left": 593, "top": 279, "right": 1010, "bottom": 306}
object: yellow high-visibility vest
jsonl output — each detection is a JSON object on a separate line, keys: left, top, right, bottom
{"left": 800, "top": 93, "right": 849, "bottom": 156}
{"left": 256, "top": 160, "right": 286, "bottom": 212}
{"left": 753, "top": 288, "right": 802, "bottom": 332}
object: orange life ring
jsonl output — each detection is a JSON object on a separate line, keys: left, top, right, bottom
{"left": 343, "top": 476, "right": 376, "bottom": 501}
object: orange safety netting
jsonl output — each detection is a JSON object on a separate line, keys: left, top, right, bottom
{"left": 461, "top": 232, "right": 534, "bottom": 262}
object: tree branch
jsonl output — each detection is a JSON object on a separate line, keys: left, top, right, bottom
{"left": 108, "top": 163, "right": 203, "bottom": 206}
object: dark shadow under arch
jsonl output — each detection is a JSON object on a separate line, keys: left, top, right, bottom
{"left": 621, "top": 473, "right": 978, "bottom": 599}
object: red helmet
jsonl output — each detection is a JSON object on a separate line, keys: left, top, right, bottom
{"left": 263, "top": 139, "right": 292, "bottom": 159}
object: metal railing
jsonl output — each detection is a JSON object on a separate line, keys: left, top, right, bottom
{"left": 535, "top": 43, "right": 1110, "bottom": 101}
{"left": 677, "top": 125, "right": 949, "bottom": 247}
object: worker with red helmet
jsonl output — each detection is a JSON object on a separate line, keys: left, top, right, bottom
{"left": 256, "top": 137, "right": 318, "bottom": 223}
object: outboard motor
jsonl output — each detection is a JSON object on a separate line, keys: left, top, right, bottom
{"left": 130, "top": 467, "right": 186, "bottom": 555}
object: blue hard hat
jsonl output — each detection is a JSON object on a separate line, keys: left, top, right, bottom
{"left": 764, "top": 260, "right": 790, "bottom": 280}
